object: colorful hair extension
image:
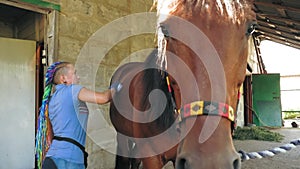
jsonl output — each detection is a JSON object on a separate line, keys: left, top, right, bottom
{"left": 35, "top": 61, "right": 62, "bottom": 169}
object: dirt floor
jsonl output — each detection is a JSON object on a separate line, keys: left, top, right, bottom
{"left": 234, "top": 128, "right": 300, "bottom": 169}
{"left": 162, "top": 127, "right": 300, "bottom": 169}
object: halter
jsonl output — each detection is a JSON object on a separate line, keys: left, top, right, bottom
{"left": 178, "top": 101, "right": 235, "bottom": 122}
{"left": 164, "top": 72, "right": 235, "bottom": 123}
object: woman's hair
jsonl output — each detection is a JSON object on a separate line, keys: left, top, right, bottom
{"left": 52, "top": 62, "right": 72, "bottom": 85}
{"left": 35, "top": 61, "right": 71, "bottom": 169}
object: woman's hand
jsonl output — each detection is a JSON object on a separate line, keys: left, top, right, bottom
{"left": 109, "top": 82, "right": 123, "bottom": 92}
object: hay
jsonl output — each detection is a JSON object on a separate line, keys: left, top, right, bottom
{"left": 233, "top": 126, "right": 284, "bottom": 142}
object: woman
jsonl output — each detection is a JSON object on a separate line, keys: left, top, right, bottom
{"left": 38, "top": 61, "right": 121, "bottom": 169}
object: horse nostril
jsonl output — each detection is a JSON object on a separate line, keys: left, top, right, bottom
{"left": 233, "top": 158, "right": 241, "bottom": 169}
{"left": 176, "top": 158, "right": 189, "bottom": 169}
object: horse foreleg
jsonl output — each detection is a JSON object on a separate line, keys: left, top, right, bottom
{"left": 115, "top": 134, "right": 130, "bottom": 169}
{"left": 138, "top": 145, "right": 163, "bottom": 169}
{"left": 127, "top": 139, "right": 141, "bottom": 169}
{"left": 115, "top": 155, "right": 129, "bottom": 169}
{"left": 142, "top": 156, "right": 164, "bottom": 169}
{"left": 130, "top": 158, "right": 141, "bottom": 169}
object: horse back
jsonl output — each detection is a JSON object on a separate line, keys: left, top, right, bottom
{"left": 109, "top": 62, "right": 145, "bottom": 136}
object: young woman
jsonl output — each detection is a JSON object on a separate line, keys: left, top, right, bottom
{"left": 38, "top": 61, "right": 121, "bottom": 169}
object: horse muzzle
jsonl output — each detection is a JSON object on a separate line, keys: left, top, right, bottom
{"left": 175, "top": 151, "right": 241, "bottom": 169}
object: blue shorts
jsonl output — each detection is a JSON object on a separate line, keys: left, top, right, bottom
{"left": 50, "top": 157, "right": 85, "bottom": 169}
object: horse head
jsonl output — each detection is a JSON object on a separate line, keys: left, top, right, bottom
{"left": 155, "top": 0, "right": 256, "bottom": 168}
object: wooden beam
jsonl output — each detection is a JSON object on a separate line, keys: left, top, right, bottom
{"left": 257, "top": 30, "right": 299, "bottom": 46}
{"left": 277, "top": 8, "right": 287, "bottom": 18}
{"left": 257, "top": 25, "right": 300, "bottom": 42}
{"left": 260, "top": 37, "right": 300, "bottom": 50}
{"left": 46, "top": 10, "right": 59, "bottom": 65}
{"left": 257, "top": 32, "right": 300, "bottom": 50}
{"left": 255, "top": 1, "right": 300, "bottom": 14}
{"left": 252, "top": 35, "right": 266, "bottom": 74}
{"left": 0, "top": 0, "right": 50, "bottom": 14}
{"left": 257, "top": 19, "right": 300, "bottom": 34}
{"left": 281, "top": 74, "right": 300, "bottom": 78}
{"left": 256, "top": 28, "right": 293, "bottom": 41}
{"left": 257, "top": 13, "right": 300, "bottom": 26}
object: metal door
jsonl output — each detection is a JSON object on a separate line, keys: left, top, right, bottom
{"left": 252, "top": 74, "right": 282, "bottom": 127}
{"left": 0, "top": 37, "right": 36, "bottom": 168}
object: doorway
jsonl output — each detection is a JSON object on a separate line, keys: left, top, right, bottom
{"left": 0, "top": 1, "right": 57, "bottom": 168}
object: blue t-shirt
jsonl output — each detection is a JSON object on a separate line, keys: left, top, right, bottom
{"left": 46, "top": 84, "right": 89, "bottom": 164}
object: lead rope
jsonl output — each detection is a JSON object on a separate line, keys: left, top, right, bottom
{"left": 238, "top": 138, "right": 300, "bottom": 161}
{"left": 165, "top": 72, "right": 177, "bottom": 114}
{"left": 236, "top": 91, "right": 300, "bottom": 161}
{"left": 235, "top": 90, "right": 300, "bottom": 161}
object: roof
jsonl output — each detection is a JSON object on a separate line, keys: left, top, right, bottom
{"left": 254, "top": 0, "right": 300, "bottom": 50}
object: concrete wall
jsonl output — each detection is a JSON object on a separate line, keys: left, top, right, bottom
{"left": 248, "top": 37, "right": 260, "bottom": 74}
{"left": 55, "top": 1, "right": 155, "bottom": 168}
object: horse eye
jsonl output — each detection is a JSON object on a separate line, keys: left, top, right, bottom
{"left": 176, "top": 126, "right": 181, "bottom": 134}
{"left": 159, "top": 24, "right": 170, "bottom": 38}
{"left": 246, "top": 21, "right": 258, "bottom": 36}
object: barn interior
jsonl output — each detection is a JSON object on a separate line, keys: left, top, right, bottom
{"left": 0, "top": 0, "right": 299, "bottom": 168}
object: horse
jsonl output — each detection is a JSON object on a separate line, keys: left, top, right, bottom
{"left": 110, "top": 51, "right": 179, "bottom": 169}
{"left": 110, "top": 0, "right": 256, "bottom": 169}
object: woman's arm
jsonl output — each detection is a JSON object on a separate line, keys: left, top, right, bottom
{"left": 78, "top": 87, "right": 115, "bottom": 104}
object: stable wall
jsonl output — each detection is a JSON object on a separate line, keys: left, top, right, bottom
{"left": 55, "top": 1, "right": 155, "bottom": 168}
{"left": 0, "top": 1, "right": 155, "bottom": 168}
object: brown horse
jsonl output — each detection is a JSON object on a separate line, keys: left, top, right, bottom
{"left": 110, "top": 0, "right": 256, "bottom": 169}
{"left": 110, "top": 51, "right": 179, "bottom": 169}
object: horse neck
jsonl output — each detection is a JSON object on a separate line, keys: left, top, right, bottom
{"left": 141, "top": 53, "right": 176, "bottom": 129}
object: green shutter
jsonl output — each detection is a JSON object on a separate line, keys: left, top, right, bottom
{"left": 252, "top": 74, "right": 282, "bottom": 127}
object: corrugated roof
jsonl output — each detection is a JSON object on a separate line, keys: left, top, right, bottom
{"left": 254, "top": 0, "right": 300, "bottom": 49}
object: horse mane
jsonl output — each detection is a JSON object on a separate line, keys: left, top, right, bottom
{"left": 155, "top": 0, "right": 253, "bottom": 25}
{"left": 141, "top": 49, "right": 176, "bottom": 130}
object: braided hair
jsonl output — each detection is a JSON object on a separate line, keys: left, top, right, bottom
{"left": 35, "top": 61, "right": 68, "bottom": 169}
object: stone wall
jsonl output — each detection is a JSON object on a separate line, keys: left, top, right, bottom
{"left": 56, "top": 0, "right": 156, "bottom": 168}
